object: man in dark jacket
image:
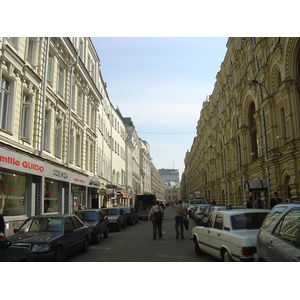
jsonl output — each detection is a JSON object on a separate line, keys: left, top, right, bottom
{"left": 270, "top": 192, "right": 281, "bottom": 209}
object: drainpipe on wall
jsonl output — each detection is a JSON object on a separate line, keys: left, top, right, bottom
{"left": 40, "top": 37, "right": 50, "bottom": 157}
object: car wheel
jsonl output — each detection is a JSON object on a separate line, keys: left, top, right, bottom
{"left": 194, "top": 237, "right": 202, "bottom": 256}
{"left": 54, "top": 246, "right": 64, "bottom": 262}
{"left": 82, "top": 236, "right": 89, "bottom": 253}
{"left": 223, "top": 250, "right": 234, "bottom": 262}
{"left": 95, "top": 231, "right": 102, "bottom": 244}
{"left": 117, "top": 223, "right": 121, "bottom": 231}
{"left": 122, "top": 221, "right": 127, "bottom": 229}
{"left": 104, "top": 227, "right": 108, "bottom": 238}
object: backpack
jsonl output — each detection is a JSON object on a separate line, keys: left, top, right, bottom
{"left": 153, "top": 207, "right": 162, "bottom": 222}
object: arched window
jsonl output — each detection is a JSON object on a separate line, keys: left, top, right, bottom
{"left": 249, "top": 102, "right": 258, "bottom": 161}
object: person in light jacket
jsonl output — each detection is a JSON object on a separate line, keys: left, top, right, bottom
{"left": 148, "top": 201, "right": 164, "bottom": 240}
{"left": 171, "top": 200, "right": 187, "bottom": 239}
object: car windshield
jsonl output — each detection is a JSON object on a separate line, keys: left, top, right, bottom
{"left": 231, "top": 212, "right": 268, "bottom": 230}
{"left": 261, "top": 206, "right": 287, "bottom": 229}
{"left": 76, "top": 211, "right": 98, "bottom": 221}
{"left": 199, "top": 205, "right": 207, "bottom": 211}
{"left": 18, "top": 217, "right": 63, "bottom": 232}
{"left": 105, "top": 209, "right": 119, "bottom": 215}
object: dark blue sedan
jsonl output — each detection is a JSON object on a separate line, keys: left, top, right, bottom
{"left": 6, "top": 214, "right": 90, "bottom": 261}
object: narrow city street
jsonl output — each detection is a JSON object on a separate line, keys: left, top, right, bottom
{"left": 67, "top": 206, "right": 219, "bottom": 262}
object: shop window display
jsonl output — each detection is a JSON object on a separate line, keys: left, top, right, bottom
{"left": 0, "top": 172, "right": 26, "bottom": 216}
{"left": 44, "top": 180, "right": 58, "bottom": 213}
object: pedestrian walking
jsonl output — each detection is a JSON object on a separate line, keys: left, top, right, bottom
{"left": 171, "top": 200, "right": 187, "bottom": 239}
{"left": 253, "top": 195, "right": 265, "bottom": 209}
{"left": 148, "top": 201, "right": 164, "bottom": 240}
{"left": 246, "top": 196, "right": 253, "bottom": 208}
{"left": 270, "top": 192, "right": 282, "bottom": 209}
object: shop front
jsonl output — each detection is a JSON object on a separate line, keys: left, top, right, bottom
{"left": 0, "top": 146, "right": 94, "bottom": 237}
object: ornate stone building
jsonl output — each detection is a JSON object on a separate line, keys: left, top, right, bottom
{"left": 182, "top": 37, "right": 300, "bottom": 208}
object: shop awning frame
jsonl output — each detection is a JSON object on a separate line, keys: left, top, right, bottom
{"left": 244, "top": 180, "right": 268, "bottom": 192}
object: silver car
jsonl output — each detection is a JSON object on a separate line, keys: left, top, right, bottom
{"left": 254, "top": 202, "right": 300, "bottom": 262}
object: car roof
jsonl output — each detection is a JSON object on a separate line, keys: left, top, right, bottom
{"left": 211, "top": 209, "right": 269, "bottom": 216}
{"left": 274, "top": 203, "right": 300, "bottom": 208}
{"left": 75, "top": 208, "right": 103, "bottom": 212}
{"left": 29, "top": 214, "right": 74, "bottom": 218}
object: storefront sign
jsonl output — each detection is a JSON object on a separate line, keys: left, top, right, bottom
{"left": 106, "top": 184, "right": 117, "bottom": 189}
{"left": 53, "top": 169, "right": 69, "bottom": 179}
{"left": 0, "top": 156, "right": 44, "bottom": 172}
{"left": 99, "top": 188, "right": 106, "bottom": 195}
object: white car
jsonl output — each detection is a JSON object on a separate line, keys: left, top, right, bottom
{"left": 194, "top": 204, "right": 211, "bottom": 224}
{"left": 191, "top": 209, "right": 269, "bottom": 261}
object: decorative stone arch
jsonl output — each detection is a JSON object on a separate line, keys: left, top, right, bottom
{"left": 270, "top": 64, "right": 282, "bottom": 93}
{"left": 241, "top": 94, "right": 257, "bottom": 126}
{"left": 285, "top": 37, "right": 300, "bottom": 80}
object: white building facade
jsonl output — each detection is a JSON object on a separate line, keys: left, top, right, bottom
{"left": 0, "top": 37, "right": 165, "bottom": 236}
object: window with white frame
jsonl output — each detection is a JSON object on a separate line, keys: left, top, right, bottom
{"left": 0, "top": 77, "right": 11, "bottom": 131}
{"left": 20, "top": 93, "right": 32, "bottom": 140}
{"left": 77, "top": 90, "right": 83, "bottom": 117}
{"left": 86, "top": 101, "right": 90, "bottom": 125}
{"left": 25, "top": 37, "right": 38, "bottom": 66}
{"left": 47, "top": 52, "right": 54, "bottom": 84}
{"left": 71, "top": 84, "right": 76, "bottom": 110}
{"left": 79, "top": 39, "right": 84, "bottom": 60}
{"left": 90, "top": 106, "right": 95, "bottom": 130}
{"left": 69, "top": 128, "right": 74, "bottom": 163}
{"left": 88, "top": 55, "right": 95, "bottom": 79}
{"left": 89, "top": 142, "right": 94, "bottom": 172}
{"left": 55, "top": 118, "right": 62, "bottom": 158}
{"left": 85, "top": 140, "right": 89, "bottom": 170}
{"left": 57, "top": 65, "right": 65, "bottom": 97}
{"left": 7, "top": 37, "right": 19, "bottom": 48}
{"left": 43, "top": 109, "right": 51, "bottom": 151}
{"left": 76, "top": 133, "right": 81, "bottom": 167}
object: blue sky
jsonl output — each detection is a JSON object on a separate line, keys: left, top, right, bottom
{"left": 91, "top": 37, "right": 228, "bottom": 178}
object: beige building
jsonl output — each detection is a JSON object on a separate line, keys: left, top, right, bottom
{"left": 182, "top": 37, "right": 300, "bottom": 209}
{"left": 165, "top": 185, "right": 181, "bottom": 203}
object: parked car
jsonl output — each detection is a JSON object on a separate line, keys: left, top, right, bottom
{"left": 75, "top": 209, "right": 109, "bottom": 244}
{"left": 254, "top": 202, "right": 300, "bottom": 262}
{"left": 194, "top": 204, "right": 211, "bottom": 224}
{"left": 199, "top": 205, "right": 246, "bottom": 225}
{"left": 118, "top": 206, "right": 139, "bottom": 226}
{"left": 197, "top": 204, "right": 215, "bottom": 225}
{"left": 4, "top": 214, "right": 90, "bottom": 261}
{"left": 190, "top": 204, "right": 200, "bottom": 220}
{"left": 191, "top": 209, "right": 269, "bottom": 261}
{"left": 0, "top": 239, "right": 34, "bottom": 262}
{"left": 102, "top": 208, "right": 126, "bottom": 231}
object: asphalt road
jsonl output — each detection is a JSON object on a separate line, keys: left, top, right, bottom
{"left": 67, "top": 206, "right": 219, "bottom": 262}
